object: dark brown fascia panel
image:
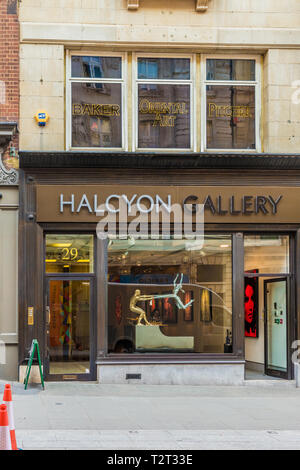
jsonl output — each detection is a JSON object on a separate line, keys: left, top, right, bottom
{"left": 18, "top": 151, "right": 300, "bottom": 171}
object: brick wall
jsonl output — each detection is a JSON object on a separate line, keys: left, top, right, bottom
{"left": 0, "top": 0, "right": 19, "bottom": 168}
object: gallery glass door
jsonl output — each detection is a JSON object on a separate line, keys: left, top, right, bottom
{"left": 264, "top": 278, "right": 289, "bottom": 379}
{"left": 45, "top": 278, "right": 94, "bottom": 380}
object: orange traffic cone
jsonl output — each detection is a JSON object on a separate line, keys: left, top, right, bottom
{"left": 0, "top": 404, "right": 12, "bottom": 450}
{"left": 3, "top": 384, "right": 17, "bottom": 450}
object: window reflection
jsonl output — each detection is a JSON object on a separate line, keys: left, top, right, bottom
{"left": 138, "top": 84, "right": 191, "bottom": 149}
{"left": 71, "top": 56, "right": 122, "bottom": 79}
{"left": 138, "top": 58, "right": 190, "bottom": 80}
{"left": 46, "top": 234, "right": 94, "bottom": 273}
{"left": 72, "top": 82, "right": 122, "bottom": 148}
{"left": 108, "top": 236, "right": 232, "bottom": 354}
{"left": 206, "top": 59, "right": 255, "bottom": 81}
{"left": 206, "top": 85, "right": 255, "bottom": 149}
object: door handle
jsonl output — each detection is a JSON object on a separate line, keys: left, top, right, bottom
{"left": 46, "top": 306, "right": 50, "bottom": 324}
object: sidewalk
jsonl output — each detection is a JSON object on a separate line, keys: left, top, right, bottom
{"left": 2, "top": 380, "right": 300, "bottom": 450}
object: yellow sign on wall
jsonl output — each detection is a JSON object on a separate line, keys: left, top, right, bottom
{"left": 28, "top": 307, "right": 34, "bottom": 326}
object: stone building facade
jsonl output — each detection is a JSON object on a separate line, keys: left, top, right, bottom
{"left": 0, "top": 0, "right": 19, "bottom": 379}
{"left": 17, "top": 0, "right": 300, "bottom": 384}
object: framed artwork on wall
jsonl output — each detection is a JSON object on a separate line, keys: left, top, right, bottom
{"left": 184, "top": 291, "right": 194, "bottom": 321}
{"left": 161, "top": 295, "right": 178, "bottom": 324}
{"left": 245, "top": 269, "right": 259, "bottom": 338}
{"left": 200, "top": 289, "right": 212, "bottom": 322}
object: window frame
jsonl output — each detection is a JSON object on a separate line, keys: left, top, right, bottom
{"left": 66, "top": 51, "right": 128, "bottom": 151}
{"left": 201, "top": 54, "right": 262, "bottom": 153}
{"left": 133, "top": 52, "right": 196, "bottom": 152}
{"left": 66, "top": 52, "right": 262, "bottom": 153}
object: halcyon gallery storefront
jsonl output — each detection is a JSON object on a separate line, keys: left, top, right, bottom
{"left": 18, "top": 152, "right": 300, "bottom": 384}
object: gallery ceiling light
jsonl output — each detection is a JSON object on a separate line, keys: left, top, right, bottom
{"left": 51, "top": 243, "right": 72, "bottom": 248}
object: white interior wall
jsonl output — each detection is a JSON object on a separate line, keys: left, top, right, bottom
{"left": 244, "top": 237, "right": 288, "bottom": 366}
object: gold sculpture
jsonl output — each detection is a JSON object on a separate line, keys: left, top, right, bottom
{"left": 129, "top": 289, "right": 155, "bottom": 326}
{"left": 129, "top": 274, "right": 194, "bottom": 326}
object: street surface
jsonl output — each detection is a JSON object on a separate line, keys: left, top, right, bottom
{"left": 1, "top": 380, "right": 300, "bottom": 450}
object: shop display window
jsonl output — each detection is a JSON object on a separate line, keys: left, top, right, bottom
{"left": 107, "top": 236, "right": 233, "bottom": 354}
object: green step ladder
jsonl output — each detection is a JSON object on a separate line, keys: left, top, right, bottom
{"left": 24, "top": 339, "right": 45, "bottom": 390}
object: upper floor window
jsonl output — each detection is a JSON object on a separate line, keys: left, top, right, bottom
{"left": 204, "top": 57, "right": 260, "bottom": 151}
{"left": 67, "top": 53, "right": 261, "bottom": 152}
{"left": 69, "top": 54, "right": 125, "bottom": 149}
{"left": 135, "top": 55, "right": 194, "bottom": 150}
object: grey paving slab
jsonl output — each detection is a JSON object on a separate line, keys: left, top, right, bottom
{"left": 14, "top": 430, "right": 300, "bottom": 450}
{"left": 3, "top": 379, "right": 300, "bottom": 450}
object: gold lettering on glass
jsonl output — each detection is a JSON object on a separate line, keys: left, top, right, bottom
{"left": 208, "top": 102, "right": 252, "bottom": 118}
{"left": 72, "top": 103, "right": 121, "bottom": 117}
{"left": 139, "top": 99, "right": 188, "bottom": 128}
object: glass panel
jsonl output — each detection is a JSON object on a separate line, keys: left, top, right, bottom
{"left": 46, "top": 234, "right": 94, "bottom": 273}
{"left": 265, "top": 279, "right": 287, "bottom": 373}
{"left": 206, "top": 59, "right": 255, "bottom": 81}
{"left": 72, "top": 82, "right": 122, "bottom": 148}
{"left": 48, "top": 280, "right": 90, "bottom": 375}
{"left": 138, "top": 84, "right": 190, "bottom": 148}
{"left": 244, "top": 235, "right": 289, "bottom": 274}
{"left": 138, "top": 58, "right": 190, "bottom": 80}
{"left": 71, "top": 56, "right": 122, "bottom": 79}
{"left": 206, "top": 85, "right": 255, "bottom": 149}
{"left": 108, "top": 236, "right": 232, "bottom": 354}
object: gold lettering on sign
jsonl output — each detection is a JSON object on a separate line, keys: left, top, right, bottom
{"left": 139, "top": 99, "right": 188, "bottom": 128}
{"left": 208, "top": 103, "right": 252, "bottom": 118}
{"left": 61, "top": 248, "right": 78, "bottom": 261}
{"left": 72, "top": 103, "right": 121, "bottom": 117}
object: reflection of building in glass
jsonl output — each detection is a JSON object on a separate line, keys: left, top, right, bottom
{"left": 206, "top": 86, "right": 255, "bottom": 149}
{"left": 138, "top": 84, "right": 190, "bottom": 149}
{"left": 206, "top": 59, "right": 255, "bottom": 81}
{"left": 71, "top": 56, "right": 122, "bottom": 148}
{"left": 206, "top": 59, "right": 256, "bottom": 150}
{"left": 137, "top": 58, "right": 191, "bottom": 149}
{"left": 71, "top": 56, "right": 122, "bottom": 79}
{"left": 72, "top": 82, "right": 122, "bottom": 148}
